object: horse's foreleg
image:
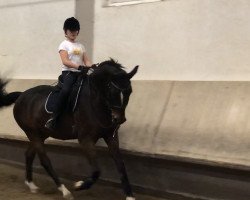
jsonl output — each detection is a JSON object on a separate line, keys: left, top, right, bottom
{"left": 104, "top": 135, "right": 135, "bottom": 200}
{"left": 25, "top": 144, "right": 39, "bottom": 193}
{"left": 74, "top": 141, "right": 100, "bottom": 190}
{"left": 34, "top": 141, "right": 73, "bottom": 200}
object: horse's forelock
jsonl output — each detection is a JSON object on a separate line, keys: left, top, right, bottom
{"left": 98, "top": 59, "right": 125, "bottom": 72}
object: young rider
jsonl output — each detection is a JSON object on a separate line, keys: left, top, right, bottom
{"left": 45, "top": 17, "right": 92, "bottom": 129}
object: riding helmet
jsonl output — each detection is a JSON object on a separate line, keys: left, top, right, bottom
{"left": 63, "top": 17, "right": 80, "bottom": 32}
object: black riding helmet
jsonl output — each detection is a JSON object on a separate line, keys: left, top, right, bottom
{"left": 63, "top": 17, "right": 80, "bottom": 33}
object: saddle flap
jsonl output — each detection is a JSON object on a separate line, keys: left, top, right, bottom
{"left": 45, "top": 77, "right": 84, "bottom": 114}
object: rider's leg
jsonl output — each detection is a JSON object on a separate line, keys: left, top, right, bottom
{"left": 45, "top": 71, "right": 77, "bottom": 129}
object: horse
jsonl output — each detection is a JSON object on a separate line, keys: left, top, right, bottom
{"left": 0, "top": 59, "right": 138, "bottom": 200}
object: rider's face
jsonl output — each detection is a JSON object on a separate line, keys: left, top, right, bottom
{"left": 65, "top": 30, "right": 79, "bottom": 41}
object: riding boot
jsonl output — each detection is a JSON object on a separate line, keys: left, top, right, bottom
{"left": 45, "top": 94, "right": 65, "bottom": 130}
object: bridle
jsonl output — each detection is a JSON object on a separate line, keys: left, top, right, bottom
{"left": 106, "top": 81, "right": 131, "bottom": 110}
{"left": 86, "top": 75, "right": 131, "bottom": 133}
{"left": 106, "top": 81, "right": 131, "bottom": 138}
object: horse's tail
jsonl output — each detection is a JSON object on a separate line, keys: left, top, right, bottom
{"left": 0, "top": 79, "right": 22, "bottom": 108}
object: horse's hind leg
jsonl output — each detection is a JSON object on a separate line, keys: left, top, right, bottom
{"left": 74, "top": 140, "right": 100, "bottom": 190}
{"left": 24, "top": 144, "right": 39, "bottom": 193}
{"left": 31, "top": 138, "right": 73, "bottom": 200}
{"left": 104, "top": 135, "right": 135, "bottom": 200}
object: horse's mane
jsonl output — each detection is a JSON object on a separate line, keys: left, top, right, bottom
{"left": 97, "top": 58, "right": 125, "bottom": 74}
{"left": 89, "top": 59, "right": 128, "bottom": 87}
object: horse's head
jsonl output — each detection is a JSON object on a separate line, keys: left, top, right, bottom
{"left": 106, "top": 65, "right": 139, "bottom": 125}
{"left": 90, "top": 59, "right": 138, "bottom": 126}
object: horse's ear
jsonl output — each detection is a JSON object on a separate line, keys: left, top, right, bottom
{"left": 127, "top": 65, "right": 139, "bottom": 79}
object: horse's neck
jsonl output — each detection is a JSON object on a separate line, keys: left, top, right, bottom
{"left": 89, "top": 79, "right": 107, "bottom": 110}
{"left": 80, "top": 78, "right": 112, "bottom": 126}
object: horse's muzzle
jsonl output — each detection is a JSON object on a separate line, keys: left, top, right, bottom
{"left": 112, "top": 110, "right": 126, "bottom": 124}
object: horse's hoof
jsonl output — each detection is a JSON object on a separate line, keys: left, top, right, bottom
{"left": 58, "top": 184, "right": 74, "bottom": 200}
{"left": 25, "top": 180, "right": 39, "bottom": 193}
{"left": 74, "top": 179, "right": 93, "bottom": 190}
{"left": 126, "top": 197, "right": 135, "bottom": 200}
{"left": 74, "top": 181, "right": 84, "bottom": 190}
{"left": 64, "top": 192, "right": 74, "bottom": 200}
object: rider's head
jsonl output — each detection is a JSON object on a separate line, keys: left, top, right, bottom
{"left": 63, "top": 17, "right": 80, "bottom": 34}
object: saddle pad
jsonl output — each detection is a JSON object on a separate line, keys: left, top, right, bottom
{"left": 45, "top": 78, "right": 84, "bottom": 114}
{"left": 45, "top": 90, "right": 60, "bottom": 114}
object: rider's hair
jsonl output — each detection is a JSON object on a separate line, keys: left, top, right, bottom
{"left": 63, "top": 17, "right": 80, "bottom": 33}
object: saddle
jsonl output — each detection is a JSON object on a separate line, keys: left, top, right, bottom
{"left": 45, "top": 74, "right": 85, "bottom": 114}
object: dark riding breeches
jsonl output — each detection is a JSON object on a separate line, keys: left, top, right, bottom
{"left": 54, "top": 71, "right": 78, "bottom": 115}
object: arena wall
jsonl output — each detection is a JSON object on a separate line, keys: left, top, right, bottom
{"left": 1, "top": 79, "right": 250, "bottom": 170}
{"left": 1, "top": 0, "right": 250, "bottom": 170}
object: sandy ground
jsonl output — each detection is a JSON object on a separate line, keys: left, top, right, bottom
{"left": 0, "top": 163, "right": 167, "bottom": 200}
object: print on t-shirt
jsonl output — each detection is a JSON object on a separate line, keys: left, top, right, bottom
{"left": 73, "top": 48, "right": 81, "bottom": 55}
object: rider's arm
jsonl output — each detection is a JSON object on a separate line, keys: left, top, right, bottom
{"left": 82, "top": 52, "right": 92, "bottom": 67}
{"left": 59, "top": 50, "right": 79, "bottom": 69}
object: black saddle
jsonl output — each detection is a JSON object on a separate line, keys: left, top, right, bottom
{"left": 45, "top": 75, "right": 84, "bottom": 114}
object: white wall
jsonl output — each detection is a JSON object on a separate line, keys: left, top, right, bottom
{"left": 0, "top": 0, "right": 75, "bottom": 79}
{"left": 93, "top": 0, "right": 250, "bottom": 80}
{"left": 2, "top": 0, "right": 250, "bottom": 81}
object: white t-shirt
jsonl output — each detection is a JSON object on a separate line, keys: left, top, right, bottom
{"left": 58, "top": 40, "right": 86, "bottom": 72}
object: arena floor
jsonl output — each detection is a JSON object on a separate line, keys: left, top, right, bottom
{"left": 0, "top": 163, "right": 167, "bottom": 200}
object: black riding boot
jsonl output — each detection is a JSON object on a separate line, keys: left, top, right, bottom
{"left": 45, "top": 92, "right": 66, "bottom": 130}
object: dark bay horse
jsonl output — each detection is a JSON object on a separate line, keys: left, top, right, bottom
{"left": 0, "top": 59, "right": 138, "bottom": 200}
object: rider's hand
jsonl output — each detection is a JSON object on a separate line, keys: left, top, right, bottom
{"left": 78, "top": 65, "right": 88, "bottom": 74}
{"left": 78, "top": 65, "right": 94, "bottom": 75}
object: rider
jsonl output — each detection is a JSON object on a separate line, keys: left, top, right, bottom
{"left": 45, "top": 17, "right": 92, "bottom": 129}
